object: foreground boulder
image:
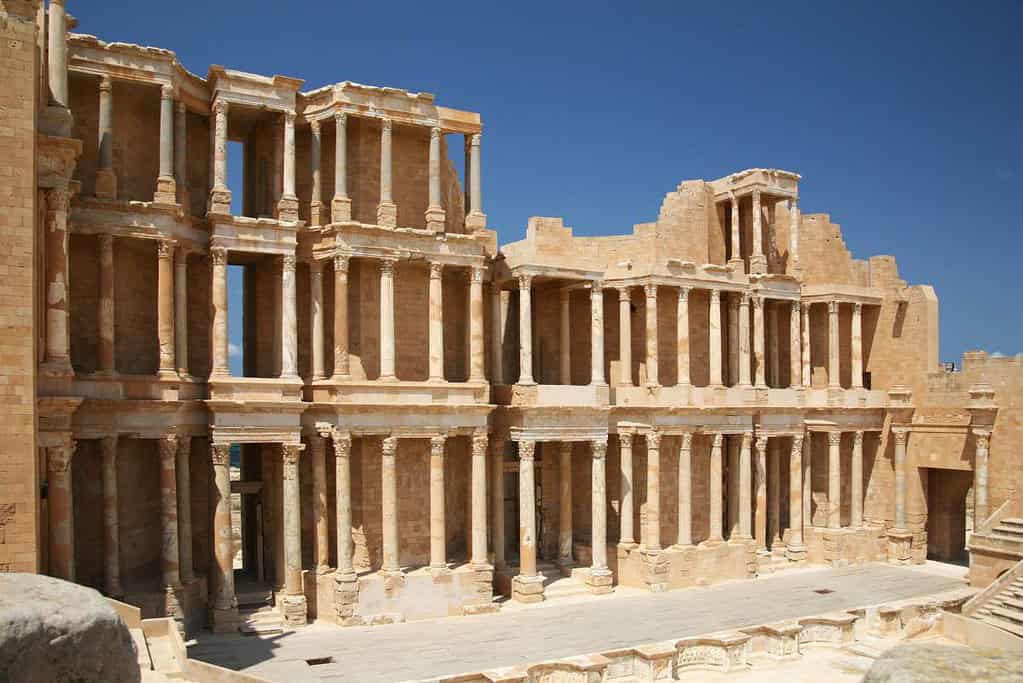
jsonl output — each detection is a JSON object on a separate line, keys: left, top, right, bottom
{"left": 0, "top": 573, "right": 139, "bottom": 682}
{"left": 863, "top": 642, "right": 1023, "bottom": 682}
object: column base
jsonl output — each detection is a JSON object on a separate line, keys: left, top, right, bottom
{"left": 887, "top": 528, "right": 913, "bottom": 564}
{"left": 207, "top": 188, "right": 232, "bottom": 216}
{"left": 377, "top": 201, "right": 397, "bottom": 228}
{"left": 280, "top": 593, "right": 307, "bottom": 627}
{"left": 465, "top": 210, "right": 487, "bottom": 232}
{"left": 309, "top": 201, "right": 327, "bottom": 226}
{"left": 727, "top": 257, "right": 745, "bottom": 272}
{"left": 640, "top": 550, "right": 668, "bottom": 592}
{"left": 154, "top": 176, "right": 177, "bottom": 205}
{"left": 95, "top": 169, "right": 118, "bottom": 200}
{"left": 511, "top": 574, "right": 545, "bottom": 603}
{"left": 585, "top": 568, "right": 613, "bottom": 595}
{"left": 467, "top": 562, "right": 496, "bottom": 610}
{"left": 333, "top": 572, "right": 360, "bottom": 625}
{"left": 331, "top": 197, "right": 352, "bottom": 223}
{"left": 425, "top": 205, "right": 446, "bottom": 233}
{"left": 749, "top": 254, "right": 767, "bottom": 274}
{"left": 277, "top": 195, "right": 300, "bottom": 223}
{"left": 209, "top": 605, "right": 239, "bottom": 634}
{"left": 785, "top": 543, "right": 807, "bottom": 561}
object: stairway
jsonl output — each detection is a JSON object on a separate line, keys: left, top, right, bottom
{"left": 974, "top": 575, "right": 1023, "bottom": 637}
{"left": 537, "top": 561, "right": 590, "bottom": 601}
{"left": 236, "top": 583, "right": 283, "bottom": 636}
{"left": 990, "top": 518, "right": 1023, "bottom": 543}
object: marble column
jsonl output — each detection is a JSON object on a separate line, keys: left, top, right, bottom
{"left": 43, "top": 187, "right": 72, "bottom": 373}
{"left": 101, "top": 436, "right": 122, "bottom": 596}
{"left": 851, "top": 303, "right": 864, "bottom": 389}
{"left": 802, "top": 433, "right": 813, "bottom": 528}
{"left": 591, "top": 281, "right": 605, "bottom": 385}
{"left": 559, "top": 289, "right": 571, "bottom": 383}
{"left": 789, "top": 301, "right": 800, "bottom": 387}
{"left": 332, "top": 254, "right": 350, "bottom": 379}
{"left": 739, "top": 293, "right": 751, "bottom": 387}
{"left": 332, "top": 112, "right": 351, "bottom": 222}
{"left": 174, "top": 102, "right": 187, "bottom": 206}
{"left": 619, "top": 433, "right": 635, "bottom": 547}
{"left": 48, "top": 0, "right": 68, "bottom": 107}
{"left": 754, "top": 436, "right": 767, "bottom": 550}
{"left": 465, "top": 133, "right": 486, "bottom": 230}
{"left": 429, "top": 435, "right": 447, "bottom": 571}
{"left": 95, "top": 76, "right": 117, "bottom": 199}
{"left": 766, "top": 302, "right": 778, "bottom": 387}
{"left": 278, "top": 110, "right": 299, "bottom": 222}
{"left": 851, "top": 431, "right": 864, "bottom": 528}
{"left": 311, "top": 434, "right": 329, "bottom": 573}
{"left": 470, "top": 267, "right": 486, "bottom": 382}
{"left": 281, "top": 255, "right": 298, "bottom": 378}
{"left": 98, "top": 234, "right": 115, "bottom": 373}
{"left": 737, "top": 432, "right": 752, "bottom": 539}
{"left": 643, "top": 431, "right": 661, "bottom": 551}
{"left": 753, "top": 296, "right": 766, "bottom": 388}
{"left": 332, "top": 432, "right": 355, "bottom": 580}
{"left": 619, "top": 287, "right": 632, "bottom": 386}
{"left": 281, "top": 443, "right": 307, "bottom": 625}
{"left": 377, "top": 118, "right": 397, "bottom": 227}
{"left": 471, "top": 433, "right": 488, "bottom": 566}
{"left": 381, "top": 436, "right": 399, "bottom": 573}
{"left": 47, "top": 441, "right": 75, "bottom": 581}
{"left": 211, "top": 248, "right": 229, "bottom": 376}
{"left": 974, "top": 429, "right": 991, "bottom": 524}
{"left": 491, "top": 436, "right": 506, "bottom": 568}
{"left": 491, "top": 287, "right": 505, "bottom": 386}
{"left": 828, "top": 301, "right": 840, "bottom": 388}
{"left": 678, "top": 287, "right": 691, "bottom": 386}
{"left": 677, "top": 433, "right": 693, "bottom": 546}
{"left": 309, "top": 119, "right": 325, "bottom": 225}
{"left": 210, "top": 443, "right": 237, "bottom": 630}
{"left": 789, "top": 198, "right": 800, "bottom": 263}
{"left": 588, "top": 439, "right": 612, "bottom": 593}
{"left": 379, "top": 259, "right": 397, "bottom": 381}
{"left": 209, "top": 100, "right": 231, "bottom": 213}
{"left": 729, "top": 195, "right": 741, "bottom": 265}
{"left": 174, "top": 248, "right": 189, "bottom": 376}
{"left": 751, "top": 190, "right": 765, "bottom": 273}
{"left": 728, "top": 294, "right": 739, "bottom": 386}
{"left": 309, "top": 260, "right": 325, "bottom": 380}
{"left": 428, "top": 262, "right": 444, "bottom": 382}
{"left": 154, "top": 85, "right": 176, "bottom": 203}
{"left": 828, "top": 432, "right": 841, "bottom": 529}
{"left": 801, "top": 303, "right": 811, "bottom": 387}
{"left": 426, "top": 126, "right": 445, "bottom": 231}
{"left": 768, "top": 439, "right": 780, "bottom": 548}
{"left": 709, "top": 289, "right": 723, "bottom": 387}
{"left": 175, "top": 436, "right": 193, "bottom": 584}
{"left": 709, "top": 433, "right": 724, "bottom": 542}
{"left": 158, "top": 435, "right": 181, "bottom": 616}
{"left": 787, "top": 434, "right": 806, "bottom": 558}
{"left": 558, "top": 442, "right": 573, "bottom": 568}
{"left": 157, "top": 240, "right": 176, "bottom": 377}
{"left": 893, "top": 428, "right": 909, "bottom": 530}
{"left": 644, "top": 284, "right": 658, "bottom": 387}
{"left": 518, "top": 275, "right": 534, "bottom": 384}
{"left": 513, "top": 441, "right": 543, "bottom": 601}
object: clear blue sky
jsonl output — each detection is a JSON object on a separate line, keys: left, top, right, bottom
{"left": 77, "top": 1, "right": 1022, "bottom": 365}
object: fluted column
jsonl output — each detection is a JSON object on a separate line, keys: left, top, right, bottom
{"left": 588, "top": 439, "right": 612, "bottom": 593}
{"left": 828, "top": 432, "right": 841, "bottom": 529}
{"left": 677, "top": 287, "right": 690, "bottom": 385}
{"left": 851, "top": 303, "right": 863, "bottom": 388}
{"left": 379, "top": 259, "right": 397, "bottom": 381}
{"left": 47, "top": 0, "right": 68, "bottom": 107}
{"left": 801, "top": 303, "right": 811, "bottom": 387}
{"left": 332, "top": 112, "right": 351, "bottom": 222}
{"left": 893, "top": 428, "right": 909, "bottom": 529}
{"left": 558, "top": 442, "right": 573, "bottom": 568}
{"left": 154, "top": 85, "right": 176, "bottom": 203}
{"left": 174, "top": 436, "right": 193, "bottom": 584}
{"left": 753, "top": 296, "right": 766, "bottom": 388}
{"left": 174, "top": 248, "right": 189, "bottom": 376}
{"left": 428, "top": 262, "right": 444, "bottom": 381}
{"left": 851, "top": 431, "right": 864, "bottom": 527}
{"left": 381, "top": 436, "right": 399, "bottom": 573}
{"left": 619, "top": 433, "right": 635, "bottom": 546}
{"left": 101, "top": 436, "right": 122, "bottom": 596}
{"left": 738, "top": 432, "right": 753, "bottom": 539}
{"left": 377, "top": 118, "right": 397, "bottom": 227}
{"left": 332, "top": 254, "right": 350, "bottom": 379}
{"left": 739, "top": 293, "right": 751, "bottom": 387}
{"left": 518, "top": 274, "right": 534, "bottom": 384}
{"left": 311, "top": 434, "right": 329, "bottom": 573}
{"left": 491, "top": 436, "right": 507, "bottom": 568}
{"left": 209, "top": 101, "right": 231, "bottom": 213}
{"left": 643, "top": 431, "right": 661, "bottom": 550}
{"left": 281, "top": 443, "right": 307, "bottom": 625}
{"left": 471, "top": 433, "right": 488, "bottom": 566}
{"left": 426, "top": 127, "right": 446, "bottom": 231}
{"left": 211, "top": 248, "right": 229, "bottom": 376}
{"left": 709, "top": 289, "right": 723, "bottom": 387}
{"left": 619, "top": 287, "right": 632, "bottom": 386}
{"left": 332, "top": 432, "right": 354, "bottom": 579}
{"left": 429, "top": 436, "right": 446, "bottom": 571}
{"left": 157, "top": 240, "right": 176, "bottom": 376}
{"left": 158, "top": 435, "right": 181, "bottom": 596}
{"left": 787, "top": 434, "right": 806, "bottom": 557}
{"left": 277, "top": 110, "right": 299, "bottom": 222}
{"left": 308, "top": 260, "right": 325, "bottom": 380}
{"left": 309, "top": 119, "right": 325, "bottom": 225}
{"left": 709, "top": 433, "right": 724, "bottom": 542}
{"left": 174, "top": 102, "right": 187, "bottom": 206}
{"left": 98, "top": 234, "right": 115, "bottom": 373}
{"left": 676, "top": 433, "right": 693, "bottom": 546}
{"left": 768, "top": 439, "right": 780, "bottom": 548}
{"left": 47, "top": 441, "right": 75, "bottom": 581}
{"left": 789, "top": 301, "right": 800, "bottom": 387}
{"left": 465, "top": 132, "right": 486, "bottom": 230}
{"left": 96, "top": 76, "right": 117, "bottom": 199}
{"left": 591, "top": 281, "right": 605, "bottom": 385}
{"left": 754, "top": 436, "right": 767, "bottom": 550}
{"left": 559, "top": 288, "right": 571, "bottom": 383}
{"left": 644, "top": 284, "right": 658, "bottom": 387}
{"left": 729, "top": 195, "right": 741, "bottom": 265}
{"left": 281, "top": 255, "right": 298, "bottom": 378}
{"left": 751, "top": 189, "right": 765, "bottom": 273}
{"left": 828, "top": 301, "right": 840, "bottom": 388}
{"left": 974, "top": 429, "right": 991, "bottom": 524}
{"left": 210, "top": 444, "right": 237, "bottom": 630}
{"left": 470, "top": 267, "right": 485, "bottom": 382}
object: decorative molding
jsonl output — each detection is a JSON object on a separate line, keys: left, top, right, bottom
{"left": 518, "top": 440, "right": 535, "bottom": 461}
{"left": 592, "top": 439, "right": 607, "bottom": 459}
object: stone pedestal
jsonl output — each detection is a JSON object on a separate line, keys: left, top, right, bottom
{"left": 334, "top": 573, "right": 360, "bottom": 626}
{"left": 465, "top": 211, "right": 487, "bottom": 232}
{"left": 887, "top": 529, "right": 913, "bottom": 564}
{"left": 281, "top": 593, "right": 308, "bottom": 628}
{"left": 277, "top": 195, "right": 299, "bottom": 223}
{"left": 154, "top": 176, "right": 177, "bottom": 205}
{"left": 463, "top": 564, "right": 498, "bottom": 614}
{"left": 207, "top": 188, "right": 231, "bottom": 215}
{"left": 749, "top": 254, "right": 767, "bottom": 274}
{"left": 511, "top": 574, "right": 545, "bottom": 603}
{"left": 332, "top": 196, "right": 352, "bottom": 223}
{"left": 586, "top": 568, "right": 614, "bottom": 595}
{"left": 425, "top": 206, "right": 446, "bottom": 233}
{"left": 377, "top": 200, "right": 397, "bottom": 228}
{"left": 309, "top": 201, "right": 326, "bottom": 226}
{"left": 640, "top": 550, "right": 668, "bottom": 592}
{"left": 95, "top": 168, "right": 117, "bottom": 200}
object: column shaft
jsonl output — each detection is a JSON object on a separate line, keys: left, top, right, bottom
{"left": 619, "top": 288, "right": 632, "bottom": 386}
{"left": 175, "top": 436, "right": 193, "bottom": 584}
{"left": 312, "top": 435, "right": 329, "bottom": 572}
{"left": 709, "top": 434, "right": 723, "bottom": 541}
{"left": 428, "top": 127, "right": 441, "bottom": 208}
{"left": 209, "top": 101, "right": 230, "bottom": 213}
{"left": 211, "top": 444, "right": 236, "bottom": 615}
{"left": 678, "top": 287, "right": 690, "bottom": 385}
{"left": 558, "top": 442, "right": 573, "bottom": 566}
{"left": 789, "top": 301, "right": 800, "bottom": 387}
{"left": 47, "top": 443, "right": 75, "bottom": 581}
{"left": 96, "top": 77, "right": 117, "bottom": 198}
{"left": 644, "top": 284, "right": 658, "bottom": 386}
{"left": 828, "top": 432, "right": 841, "bottom": 529}
{"left": 47, "top": 0, "right": 68, "bottom": 106}
{"left": 43, "top": 188, "right": 71, "bottom": 371}
{"left": 281, "top": 255, "right": 298, "bottom": 378}
{"left": 429, "top": 436, "right": 446, "bottom": 569}
{"left": 283, "top": 111, "right": 296, "bottom": 197}
{"left": 157, "top": 241, "right": 176, "bottom": 375}
{"left": 332, "top": 112, "right": 351, "bottom": 222}
{"left": 730, "top": 196, "right": 741, "bottom": 262}
{"left": 98, "top": 234, "right": 115, "bottom": 372}
{"left": 211, "top": 249, "right": 229, "bottom": 375}
{"left": 559, "top": 289, "right": 571, "bottom": 383}
{"left": 709, "top": 289, "right": 722, "bottom": 386}
{"left": 974, "top": 430, "right": 991, "bottom": 524}
{"left": 739, "top": 294, "right": 751, "bottom": 386}
{"left": 768, "top": 439, "right": 780, "bottom": 547}
{"left": 381, "top": 437, "right": 399, "bottom": 572}
{"left": 471, "top": 434, "right": 488, "bottom": 566}
{"left": 332, "top": 255, "right": 349, "bottom": 379}
{"left": 310, "top": 119, "right": 323, "bottom": 223}
{"left": 174, "top": 102, "right": 187, "bottom": 205}
{"left": 619, "top": 433, "right": 635, "bottom": 545}
{"left": 310, "top": 261, "right": 325, "bottom": 380}
{"left": 801, "top": 303, "right": 811, "bottom": 387}
{"left": 590, "top": 440, "right": 609, "bottom": 573}
{"left": 491, "top": 287, "right": 505, "bottom": 385}
{"left": 518, "top": 441, "right": 538, "bottom": 576}
{"left": 469, "top": 134, "right": 482, "bottom": 216}
{"left": 101, "top": 436, "right": 122, "bottom": 595}
{"left": 491, "top": 437, "right": 506, "bottom": 568}
{"left": 803, "top": 434, "right": 813, "bottom": 527}
{"left": 333, "top": 433, "right": 355, "bottom": 578}
{"left": 789, "top": 198, "right": 800, "bottom": 262}
{"left": 766, "top": 302, "right": 778, "bottom": 386}
{"left": 752, "top": 190, "right": 764, "bottom": 264}
{"left": 753, "top": 296, "right": 766, "bottom": 387}
{"left": 158, "top": 436, "right": 180, "bottom": 589}
{"left": 677, "top": 434, "right": 693, "bottom": 546}
{"left": 157, "top": 85, "right": 174, "bottom": 185}
{"left": 428, "top": 263, "right": 444, "bottom": 381}
{"left": 518, "top": 275, "right": 534, "bottom": 384}
{"left": 591, "top": 281, "right": 605, "bottom": 385}
{"left": 377, "top": 119, "right": 396, "bottom": 226}
{"left": 754, "top": 437, "right": 767, "bottom": 550}
{"left": 828, "top": 301, "right": 840, "bottom": 388}
{"left": 174, "top": 248, "right": 188, "bottom": 375}
{"left": 788, "top": 435, "right": 805, "bottom": 551}
{"left": 469, "top": 268, "right": 485, "bottom": 381}
{"left": 851, "top": 431, "right": 864, "bottom": 527}
{"left": 852, "top": 303, "right": 864, "bottom": 388}
{"left": 893, "top": 429, "right": 908, "bottom": 529}
{"left": 739, "top": 433, "right": 752, "bottom": 538}
{"left": 281, "top": 443, "right": 306, "bottom": 625}
{"left": 728, "top": 295, "right": 739, "bottom": 385}
{"left": 379, "top": 260, "right": 396, "bottom": 380}
{"left": 644, "top": 432, "right": 661, "bottom": 550}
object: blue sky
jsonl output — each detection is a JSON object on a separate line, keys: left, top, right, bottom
{"left": 77, "top": 1, "right": 1021, "bottom": 365}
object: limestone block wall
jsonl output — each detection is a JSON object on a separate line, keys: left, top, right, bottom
{"left": 797, "top": 214, "right": 869, "bottom": 287}
{"left": 653, "top": 182, "right": 723, "bottom": 267}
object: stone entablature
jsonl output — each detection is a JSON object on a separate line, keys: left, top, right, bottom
{"left": 708, "top": 167, "right": 802, "bottom": 201}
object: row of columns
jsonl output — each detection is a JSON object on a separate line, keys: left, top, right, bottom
{"left": 725, "top": 191, "right": 800, "bottom": 274}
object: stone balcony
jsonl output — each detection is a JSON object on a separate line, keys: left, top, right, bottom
{"left": 207, "top": 375, "right": 304, "bottom": 402}
{"left": 72, "top": 372, "right": 206, "bottom": 401}
{"left": 307, "top": 379, "right": 489, "bottom": 405}
{"left": 611, "top": 385, "right": 887, "bottom": 410}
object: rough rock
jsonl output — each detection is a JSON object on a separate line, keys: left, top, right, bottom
{"left": 863, "top": 642, "right": 1023, "bottom": 682}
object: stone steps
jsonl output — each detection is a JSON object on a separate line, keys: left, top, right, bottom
{"left": 537, "top": 563, "right": 589, "bottom": 600}
{"left": 238, "top": 606, "right": 284, "bottom": 636}
{"left": 979, "top": 613, "right": 1023, "bottom": 638}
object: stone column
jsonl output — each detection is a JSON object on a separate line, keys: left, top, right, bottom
{"left": 211, "top": 247, "right": 229, "bottom": 376}
{"left": 209, "top": 100, "right": 231, "bottom": 213}
{"left": 43, "top": 187, "right": 72, "bottom": 374}
{"left": 310, "top": 260, "right": 325, "bottom": 380}
{"left": 309, "top": 119, "right": 325, "bottom": 225}
{"left": 828, "top": 301, "right": 840, "bottom": 388}
{"left": 677, "top": 433, "right": 693, "bottom": 546}
{"left": 281, "top": 443, "right": 307, "bottom": 625}
{"left": 766, "top": 302, "right": 778, "bottom": 387}
{"left": 753, "top": 296, "right": 766, "bottom": 388}
{"left": 491, "top": 436, "right": 506, "bottom": 568}
{"left": 644, "top": 284, "right": 658, "bottom": 387}
{"left": 379, "top": 259, "right": 397, "bottom": 381}
{"left": 518, "top": 275, "right": 534, "bottom": 384}
{"left": 751, "top": 190, "right": 766, "bottom": 273}
{"left": 332, "top": 433, "right": 354, "bottom": 579}
{"left": 98, "top": 234, "right": 115, "bottom": 373}
{"left": 559, "top": 288, "right": 571, "bottom": 383}
{"left": 157, "top": 240, "right": 176, "bottom": 377}
{"left": 47, "top": 441, "right": 75, "bottom": 581}
{"left": 332, "top": 254, "right": 350, "bottom": 379}
{"left": 789, "top": 198, "right": 800, "bottom": 263}
{"left": 851, "top": 303, "right": 863, "bottom": 389}
{"left": 893, "top": 428, "right": 909, "bottom": 530}
{"left": 619, "top": 287, "right": 632, "bottom": 386}
{"left": 558, "top": 442, "right": 573, "bottom": 569}
{"left": 332, "top": 112, "right": 351, "bottom": 222}
{"left": 588, "top": 439, "right": 612, "bottom": 593}
{"left": 47, "top": 0, "right": 68, "bottom": 106}
{"left": 728, "top": 294, "right": 739, "bottom": 386}
{"left": 428, "top": 262, "right": 444, "bottom": 382}
{"left": 803, "top": 433, "right": 813, "bottom": 528}
{"left": 174, "top": 102, "right": 187, "bottom": 207}
{"left": 471, "top": 433, "right": 488, "bottom": 566}
{"left": 311, "top": 434, "right": 329, "bottom": 573}
{"left": 851, "top": 431, "right": 864, "bottom": 528}
{"left": 709, "top": 433, "right": 724, "bottom": 542}
{"left": 787, "top": 434, "right": 806, "bottom": 559}
{"left": 377, "top": 118, "right": 397, "bottom": 227}
{"left": 210, "top": 444, "right": 237, "bottom": 631}
{"left": 973, "top": 428, "right": 991, "bottom": 525}
{"left": 768, "top": 439, "right": 780, "bottom": 548}
{"left": 174, "top": 248, "right": 189, "bottom": 376}
{"left": 175, "top": 436, "right": 193, "bottom": 585}
{"left": 278, "top": 111, "right": 299, "bottom": 222}
{"left": 789, "top": 301, "right": 800, "bottom": 387}
{"left": 381, "top": 436, "right": 400, "bottom": 573}
{"left": 739, "top": 293, "right": 751, "bottom": 387}
{"left": 729, "top": 195, "right": 741, "bottom": 265}
{"left": 154, "top": 85, "right": 176, "bottom": 203}
{"left": 158, "top": 435, "right": 181, "bottom": 617}
{"left": 709, "top": 289, "right": 723, "bottom": 387}
{"left": 429, "top": 436, "right": 446, "bottom": 571}
{"left": 101, "top": 436, "right": 122, "bottom": 596}
{"left": 513, "top": 441, "right": 543, "bottom": 602}
{"left": 643, "top": 431, "right": 661, "bottom": 550}
{"left": 426, "top": 127, "right": 445, "bottom": 231}
{"left": 95, "top": 76, "right": 117, "bottom": 199}
{"left": 281, "top": 255, "right": 298, "bottom": 378}
{"left": 677, "top": 287, "right": 691, "bottom": 386}
{"left": 754, "top": 436, "right": 767, "bottom": 550}
{"left": 491, "top": 287, "right": 505, "bottom": 385}
{"left": 735, "top": 432, "right": 752, "bottom": 539}
{"left": 470, "top": 267, "right": 485, "bottom": 382}
{"left": 801, "top": 303, "right": 811, "bottom": 387}
{"left": 828, "top": 432, "right": 841, "bottom": 529}
{"left": 619, "top": 433, "right": 635, "bottom": 547}
{"left": 591, "top": 281, "right": 605, "bottom": 385}
{"left": 465, "top": 133, "right": 486, "bottom": 230}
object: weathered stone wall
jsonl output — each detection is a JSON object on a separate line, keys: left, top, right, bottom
{"left": 69, "top": 233, "right": 99, "bottom": 372}
{"left": 113, "top": 238, "right": 158, "bottom": 374}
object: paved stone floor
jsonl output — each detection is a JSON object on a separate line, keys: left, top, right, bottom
{"left": 188, "top": 562, "right": 967, "bottom": 682}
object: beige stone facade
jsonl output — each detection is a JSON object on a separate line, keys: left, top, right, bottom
{"left": 1, "top": 0, "right": 1019, "bottom": 635}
